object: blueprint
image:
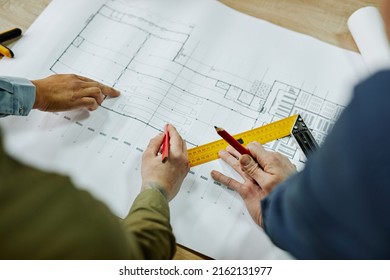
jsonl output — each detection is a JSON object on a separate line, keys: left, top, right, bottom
{"left": 0, "top": 0, "right": 367, "bottom": 259}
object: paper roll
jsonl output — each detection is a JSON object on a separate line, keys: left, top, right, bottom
{"left": 348, "top": 6, "right": 390, "bottom": 74}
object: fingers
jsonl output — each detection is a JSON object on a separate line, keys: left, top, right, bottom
{"left": 181, "top": 139, "right": 188, "bottom": 155}
{"left": 81, "top": 87, "right": 105, "bottom": 103}
{"left": 75, "top": 87, "right": 104, "bottom": 111}
{"left": 101, "top": 84, "right": 121, "bottom": 97}
{"left": 143, "top": 124, "right": 186, "bottom": 161}
{"left": 80, "top": 97, "right": 99, "bottom": 111}
{"left": 144, "top": 132, "right": 165, "bottom": 158}
{"left": 221, "top": 146, "right": 267, "bottom": 182}
{"left": 74, "top": 74, "right": 95, "bottom": 83}
{"left": 83, "top": 82, "right": 120, "bottom": 97}
{"left": 219, "top": 149, "right": 241, "bottom": 172}
{"left": 31, "top": 74, "right": 120, "bottom": 113}
{"left": 166, "top": 124, "right": 187, "bottom": 155}
{"left": 77, "top": 84, "right": 118, "bottom": 111}
{"left": 144, "top": 123, "right": 185, "bottom": 156}
{"left": 239, "top": 154, "right": 267, "bottom": 183}
{"left": 246, "top": 142, "right": 268, "bottom": 168}
{"left": 211, "top": 170, "right": 242, "bottom": 192}
{"left": 75, "top": 75, "right": 120, "bottom": 97}
{"left": 226, "top": 145, "right": 241, "bottom": 159}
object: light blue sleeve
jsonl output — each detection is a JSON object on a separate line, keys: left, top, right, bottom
{"left": 0, "top": 76, "right": 36, "bottom": 117}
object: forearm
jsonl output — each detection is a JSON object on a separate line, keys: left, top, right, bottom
{"left": 0, "top": 76, "right": 35, "bottom": 117}
{"left": 121, "top": 188, "right": 176, "bottom": 259}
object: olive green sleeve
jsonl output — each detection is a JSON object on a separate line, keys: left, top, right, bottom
{"left": 121, "top": 188, "right": 176, "bottom": 259}
{"left": 0, "top": 132, "right": 175, "bottom": 259}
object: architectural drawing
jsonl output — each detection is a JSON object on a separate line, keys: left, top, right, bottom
{"left": 51, "top": 1, "right": 344, "bottom": 161}
{"left": 0, "top": 0, "right": 364, "bottom": 259}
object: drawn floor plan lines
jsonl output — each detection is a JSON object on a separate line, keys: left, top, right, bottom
{"left": 0, "top": 0, "right": 365, "bottom": 259}
{"left": 50, "top": 0, "right": 345, "bottom": 160}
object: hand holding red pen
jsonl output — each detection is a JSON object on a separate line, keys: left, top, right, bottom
{"left": 141, "top": 124, "right": 190, "bottom": 201}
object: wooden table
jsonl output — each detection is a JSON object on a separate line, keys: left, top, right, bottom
{"left": 0, "top": 0, "right": 381, "bottom": 259}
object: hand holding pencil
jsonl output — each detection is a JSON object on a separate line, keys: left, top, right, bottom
{"left": 210, "top": 138, "right": 296, "bottom": 227}
{"left": 141, "top": 124, "right": 190, "bottom": 201}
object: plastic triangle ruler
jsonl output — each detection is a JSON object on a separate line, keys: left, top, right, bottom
{"left": 188, "top": 114, "right": 318, "bottom": 167}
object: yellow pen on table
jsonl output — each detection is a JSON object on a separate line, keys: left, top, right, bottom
{"left": 0, "top": 44, "right": 14, "bottom": 58}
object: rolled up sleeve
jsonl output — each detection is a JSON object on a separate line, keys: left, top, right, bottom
{"left": 0, "top": 76, "right": 36, "bottom": 117}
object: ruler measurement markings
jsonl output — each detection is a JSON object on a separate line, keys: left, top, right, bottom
{"left": 188, "top": 114, "right": 301, "bottom": 167}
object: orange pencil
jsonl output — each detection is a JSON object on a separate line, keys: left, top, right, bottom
{"left": 161, "top": 124, "right": 169, "bottom": 162}
{"left": 214, "top": 126, "right": 250, "bottom": 155}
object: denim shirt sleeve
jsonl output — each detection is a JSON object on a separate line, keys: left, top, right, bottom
{"left": 0, "top": 76, "right": 36, "bottom": 117}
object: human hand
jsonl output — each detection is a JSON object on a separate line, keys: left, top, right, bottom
{"left": 211, "top": 142, "right": 296, "bottom": 226}
{"left": 141, "top": 124, "right": 190, "bottom": 201}
{"left": 31, "top": 74, "right": 120, "bottom": 112}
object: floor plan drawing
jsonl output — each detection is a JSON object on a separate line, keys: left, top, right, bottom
{"left": 50, "top": 1, "right": 345, "bottom": 156}
{"left": 0, "top": 0, "right": 365, "bottom": 259}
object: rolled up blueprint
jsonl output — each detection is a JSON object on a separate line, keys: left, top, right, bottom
{"left": 348, "top": 6, "right": 390, "bottom": 74}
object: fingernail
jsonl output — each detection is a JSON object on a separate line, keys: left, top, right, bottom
{"left": 241, "top": 155, "right": 251, "bottom": 166}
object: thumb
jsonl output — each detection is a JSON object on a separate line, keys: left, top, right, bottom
{"left": 240, "top": 154, "right": 264, "bottom": 180}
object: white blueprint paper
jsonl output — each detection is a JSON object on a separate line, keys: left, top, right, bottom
{"left": 0, "top": 0, "right": 367, "bottom": 259}
{"left": 348, "top": 6, "right": 390, "bottom": 75}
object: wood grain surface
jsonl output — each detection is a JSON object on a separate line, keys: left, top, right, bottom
{"left": 220, "top": 0, "right": 381, "bottom": 51}
{"left": 0, "top": 0, "right": 382, "bottom": 259}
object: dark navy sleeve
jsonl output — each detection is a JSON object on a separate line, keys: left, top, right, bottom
{"left": 261, "top": 70, "right": 390, "bottom": 259}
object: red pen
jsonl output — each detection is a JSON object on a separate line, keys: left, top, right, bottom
{"left": 214, "top": 126, "right": 250, "bottom": 155}
{"left": 161, "top": 124, "right": 169, "bottom": 162}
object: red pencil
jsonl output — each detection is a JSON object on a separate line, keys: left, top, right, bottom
{"left": 214, "top": 126, "right": 250, "bottom": 155}
{"left": 161, "top": 124, "right": 169, "bottom": 162}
